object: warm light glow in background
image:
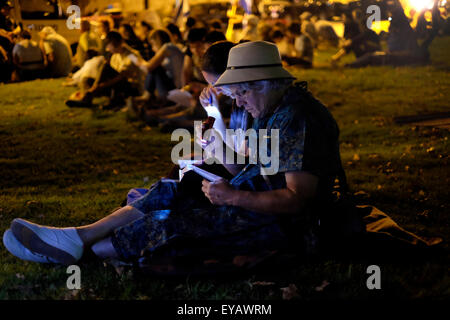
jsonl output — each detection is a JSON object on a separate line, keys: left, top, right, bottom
{"left": 408, "top": 0, "right": 435, "bottom": 11}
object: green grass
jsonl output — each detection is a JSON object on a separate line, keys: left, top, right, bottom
{"left": 0, "top": 37, "right": 449, "bottom": 300}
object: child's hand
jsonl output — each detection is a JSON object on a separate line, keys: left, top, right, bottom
{"left": 199, "top": 86, "right": 219, "bottom": 109}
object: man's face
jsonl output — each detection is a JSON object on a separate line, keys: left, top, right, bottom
{"left": 227, "top": 85, "right": 266, "bottom": 118}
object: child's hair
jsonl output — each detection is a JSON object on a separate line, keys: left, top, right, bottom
{"left": 201, "top": 41, "right": 235, "bottom": 75}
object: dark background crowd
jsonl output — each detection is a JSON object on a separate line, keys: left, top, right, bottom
{"left": 0, "top": 0, "right": 449, "bottom": 119}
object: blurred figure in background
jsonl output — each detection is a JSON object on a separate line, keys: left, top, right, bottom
{"left": 98, "top": 19, "right": 111, "bottom": 55}
{"left": 183, "top": 16, "right": 197, "bottom": 40}
{"left": 283, "top": 21, "right": 314, "bottom": 68}
{"left": 138, "top": 28, "right": 185, "bottom": 103}
{"left": 299, "top": 11, "right": 317, "bottom": 47}
{"left": 135, "top": 21, "right": 154, "bottom": 61}
{"left": 75, "top": 20, "right": 101, "bottom": 69}
{"left": 119, "top": 23, "right": 146, "bottom": 60}
{"left": 0, "top": 0, "right": 15, "bottom": 82}
{"left": 209, "top": 19, "right": 224, "bottom": 32}
{"left": 205, "top": 30, "right": 226, "bottom": 44}
{"left": 269, "top": 28, "right": 290, "bottom": 57}
{"left": 183, "top": 27, "right": 208, "bottom": 90}
{"left": 239, "top": 14, "right": 259, "bottom": 42}
{"left": 331, "top": 9, "right": 380, "bottom": 66}
{"left": 39, "top": 26, "right": 72, "bottom": 78}
{"left": 166, "top": 23, "right": 184, "bottom": 49}
{"left": 65, "top": 31, "right": 144, "bottom": 110}
{"left": 12, "top": 30, "right": 45, "bottom": 81}
{"left": 314, "top": 18, "right": 340, "bottom": 48}
{"left": 347, "top": 0, "right": 440, "bottom": 67}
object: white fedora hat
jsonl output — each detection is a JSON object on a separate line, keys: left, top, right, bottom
{"left": 214, "top": 41, "right": 295, "bottom": 87}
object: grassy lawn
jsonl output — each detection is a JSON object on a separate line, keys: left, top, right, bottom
{"left": 0, "top": 37, "right": 449, "bottom": 300}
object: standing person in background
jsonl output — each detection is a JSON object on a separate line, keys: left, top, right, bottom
{"left": 39, "top": 26, "right": 72, "bottom": 78}
{"left": 12, "top": 30, "right": 45, "bottom": 81}
{"left": 75, "top": 20, "right": 101, "bottom": 69}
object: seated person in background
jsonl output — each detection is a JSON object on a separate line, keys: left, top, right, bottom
{"left": 65, "top": 31, "right": 144, "bottom": 110}
{"left": 165, "top": 23, "right": 185, "bottom": 50}
{"left": 268, "top": 28, "right": 290, "bottom": 57}
{"left": 314, "top": 18, "right": 340, "bottom": 48}
{"left": 331, "top": 10, "right": 380, "bottom": 65}
{"left": 347, "top": 0, "right": 440, "bottom": 68}
{"left": 119, "top": 23, "right": 147, "bottom": 60}
{"left": 63, "top": 49, "right": 104, "bottom": 90}
{"left": 12, "top": 30, "right": 45, "bottom": 81}
{"left": 74, "top": 20, "right": 101, "bottom": 70}
{"left": 183, "top": 27, "right": 209, "bottom": 96}
{"left": 98, "top": 19, "right": 112, "bottom": 56}
{"left": 135, "top": 21, "right": 155, "bottom": 61}
{"left": 183, "top": 16, "right": 198, "bottom": 41}
{"left": 136, "top": 28, "right": 185, "bottom": 104}
{"left": 39, "top": 26, "right": 72, "bottom": 78}
{"left": 209, "top": 19, "right": 224, "bottom": 32}
{"left": 0, "top": 0, "right": 15, "bottom": 82}
{"left": 282, "top": 22, "right": 314, "bottom": 68}
{"left": 205, "top": 30, "right": 226, "bottom": 44}
{"left": 299, "top": 12, "right": 318, "bottom": 47}
{"left": 239, "top": 14, "right": 259, "bottom": 42}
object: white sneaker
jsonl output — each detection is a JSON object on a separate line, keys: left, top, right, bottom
{"left": 3, "top": 229, "right": 59, "bottom": 264}
{"left": 11, "top": 218, "right": 84, "bottom": 263}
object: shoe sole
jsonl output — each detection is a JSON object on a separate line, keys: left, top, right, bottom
{"left": 3, "top": 229, "right": 52, "bottom": 263}
{"left": 11, "top": 221, "right": 78, "bottom": 265}
{"left": 65, "top": 100, "right": 92, "bottom": 108}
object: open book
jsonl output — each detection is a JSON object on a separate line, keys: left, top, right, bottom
{"left": 178, "top": 160, "right": 223, "bottom": 182}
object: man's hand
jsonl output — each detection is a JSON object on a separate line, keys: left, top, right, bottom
{"left": 201, "top": 179, "right": 235, "bottom": 206}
